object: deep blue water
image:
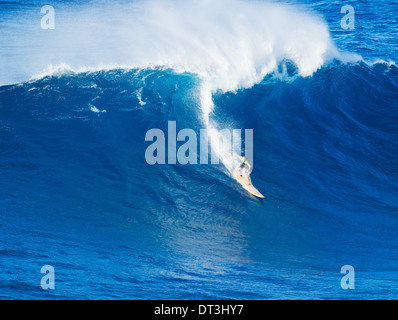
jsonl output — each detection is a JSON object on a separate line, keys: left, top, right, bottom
{"left": 1, "top": 0, "right": 398, "bottom": 299}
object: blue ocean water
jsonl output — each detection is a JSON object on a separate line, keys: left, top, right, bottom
{"left": 0, "top": 0, "right": 397, "bottom": 299}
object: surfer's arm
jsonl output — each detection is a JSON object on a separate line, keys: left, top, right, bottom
{"left": 229, "top": 153, "right": 244, "bottom": 161}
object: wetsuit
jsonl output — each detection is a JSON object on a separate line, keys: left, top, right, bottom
{"left": 239, "top": 158, "right": 249, "bottom": 172}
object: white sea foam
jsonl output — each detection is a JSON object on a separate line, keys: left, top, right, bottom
{"left": 12, "top": 0, "right": 338, "bottom": 93}
{"left": 368, "top": 59, "right": 396, "bottom": 68}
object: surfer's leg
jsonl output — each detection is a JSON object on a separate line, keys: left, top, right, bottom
{"left": 246, "top": 174, "right": 252, "bottom": 185}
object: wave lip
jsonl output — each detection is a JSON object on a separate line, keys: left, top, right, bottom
{"left": 4, "top": 0, "right": 339, "bottom": 91}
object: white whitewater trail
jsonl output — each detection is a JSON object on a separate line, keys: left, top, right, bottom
{"left": 6, "top": 0, "right": 342, "bottom": 172}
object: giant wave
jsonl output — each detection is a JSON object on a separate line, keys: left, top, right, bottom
{"left": 1, "top": 0, "right": 398, "bottom": 299}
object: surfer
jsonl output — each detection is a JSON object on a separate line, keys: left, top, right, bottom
{"left": 229, "top": 153, "right": 252, "bottom": 185}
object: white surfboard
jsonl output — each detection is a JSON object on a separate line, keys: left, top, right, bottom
{"left": 232, "top": 170, "right": 264, "bottom": 198}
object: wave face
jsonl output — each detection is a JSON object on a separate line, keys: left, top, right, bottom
{"left": 1, "top": 0, "right": 398, "bottom": 299}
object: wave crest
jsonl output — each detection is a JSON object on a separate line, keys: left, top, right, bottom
{"left": 9, "top": 0, "right": 338, "bottom": 93}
